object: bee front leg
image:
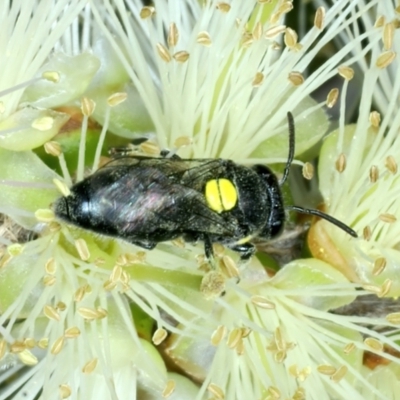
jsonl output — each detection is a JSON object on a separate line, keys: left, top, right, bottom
{"left": 182, "top": 233, "right": 215, "bottom": 268}
{"left": 229, "top": 243, "right": 256, "bottom": 263}
{"left": 202, "top": 235, "right": 220, "bottom": 270}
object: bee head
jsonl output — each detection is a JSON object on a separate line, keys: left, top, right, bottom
{"left": 252, "top": 164, "right": 285, "bottom": 240}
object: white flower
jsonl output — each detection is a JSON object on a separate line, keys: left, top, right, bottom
{"left": 0, "top": 0, "right": 95, "bottom": 155}
{"left": 309, "top": 0, "right": 400, "bottom": 296}
{"left": 90, "top": 0, "right": 377, "bottom": 162}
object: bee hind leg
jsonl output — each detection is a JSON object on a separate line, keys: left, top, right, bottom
{"left": 127, "top": 239, "right": 157, "bottom": 250}
{"left": 160, "top": 149, "right": 181, "bottom": 159}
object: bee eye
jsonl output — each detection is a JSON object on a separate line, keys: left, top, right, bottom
{"left": 205, "top": 178, "right": 237, "bottom": 213}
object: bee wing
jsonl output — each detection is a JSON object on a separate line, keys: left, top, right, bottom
{"left": 101, "top": 156, "right": 186, "bottom": 171}
{"left": 129, "top": 158, "right": 239, "bottom": 236}
{"left": 103, "top": 156, "right": 228, "bottom": 181}
{"left": 98, "top": 156, "right": 240, "bottom": 237}
{"left": 152, "top": 188, "right": 241, "bottom": 237}
{"left": 179, "top": 159, "right": 231, "bottom": 190}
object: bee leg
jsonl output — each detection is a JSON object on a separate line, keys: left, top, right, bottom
{"left": 203, "top": 235, "right": 217, "bottom": 268}
{"left": 230, "top": 243, "right": 255, "bottom": 263}
{"left": 160, "top": 149, "right": 181, "bottom": 160}
{"left": 128, "top": 239, "right": 157, "bottom": 250}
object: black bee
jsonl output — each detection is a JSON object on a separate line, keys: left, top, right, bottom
{"left": 54, "top": 112, "right": 357, "bottom": 261}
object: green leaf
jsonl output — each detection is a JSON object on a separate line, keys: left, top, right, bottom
{"left": 0, "top": 107, "right": 69, "bottom": 151}
{"left": 22, "top": 53, "right": 100, "bottom": 108}
{"left": 271, "top": 258, "right": 356, "bottom": 310}
{"left": 0, "top": 148, "right": 59, "bottom": 228}
{"left": 250, "top": 96, "right": 329, "bottom": 159}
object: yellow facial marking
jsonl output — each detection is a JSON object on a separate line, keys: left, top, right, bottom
{"left": 205, "top": 178, "right": 238, "bottom": 213}
{"left": 236, "top": 235, "right": 254, "bottom": 245}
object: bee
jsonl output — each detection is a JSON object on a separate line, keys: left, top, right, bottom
{"left": 54, "top": 112, "right": 357, "bottom": 261}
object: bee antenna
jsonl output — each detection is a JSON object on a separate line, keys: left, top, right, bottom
{"left": 280, "top": 111, "right": 295, "bottom": 186}
{"left": 286, "top": 205, "right": 358, "bottom": 238}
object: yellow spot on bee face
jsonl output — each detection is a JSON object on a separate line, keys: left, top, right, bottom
{"left": 205, "top": 178, "right": 237, "bottom": 213}
{"left": 236, "top": 235, "right": 253, "bottom": 245}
